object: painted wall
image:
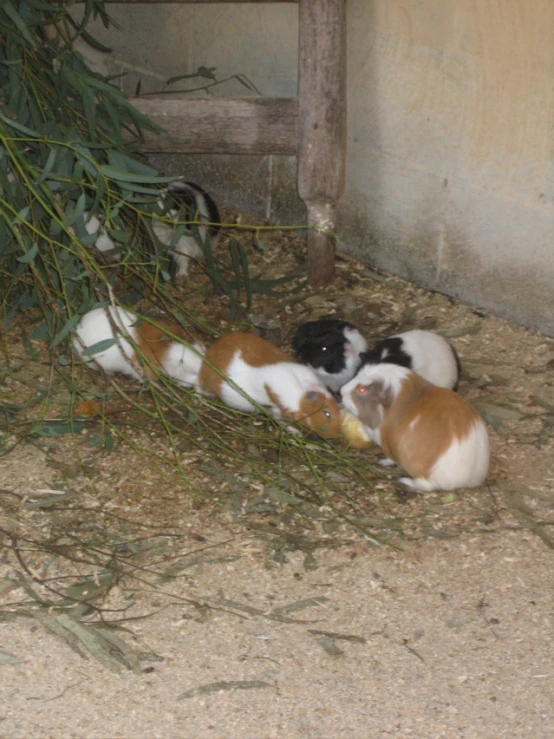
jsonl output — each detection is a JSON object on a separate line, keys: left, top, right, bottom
{"left": 83, "top": 1, "right": 554, "bottom": 335}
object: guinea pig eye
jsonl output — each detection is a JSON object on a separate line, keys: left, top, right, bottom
{"left": 321, "top": 346, "right": 327, "bottom": 352}
{"left": 323, "top": 410, "right": 331, "bottom": 419}
{"left": 356, "top": 385, "right": 367, "bottom": 394}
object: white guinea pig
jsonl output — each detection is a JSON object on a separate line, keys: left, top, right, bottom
{"left": 361, "top": 329, "right": 461, "bottom": 390}
{"left": 291, "top": 318, "right": 368, "bottom": 392}
{"left": 341, "top": 363, "right": 489, "bottom": 491}
{"left": 153, "top": 180, "right": 221, "bottom": 282}
{"left": 198, "top": 332, "right": 341, "bottom": 438}
{"left": 73, "top": 306, "right": 205, "bottom": 387}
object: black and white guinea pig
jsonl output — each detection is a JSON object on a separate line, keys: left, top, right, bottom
{"left": 73, "top": 306, "right": 205, "bottom": 387}
{"left": 153, "top": 180, "right": 221, "bottom": 282}
{"left": 291, "top": 319, "right": 368, "bottom": 392}
{"left": 341, "top": 363, "right": 489, "bottom": 492}
{"left": 198, "top": 332, "right": 341, "bottom": 438}
{"left": 82, "top": 180, "right": 221, "bottom": 281}
{"left": 361, "top": 329, "right": 461, "bottom": 390}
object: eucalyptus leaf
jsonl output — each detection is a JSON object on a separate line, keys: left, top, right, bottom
{"left": 2, "top": 2, "right": 37, "bottom": 49}
{"left": 179, "top": 680, "right": 274, "bottom": 700}
{"left": 64, "top": 572, "right": 115, "bottom": 603}
{"left": 473, "top": 401, "right": 526, "bottom": 421}
{"left": 16, "top": 242, "right": 38, "bottom": 263}
{"left": 21, "top": 328, "right": 39, "bottom": 361}
{"left": 99, "top": 166, "right": 177, "bottom": 185}
{"left": 50, "top": 314, "right": 81, "bottom": 347}
{"left": 54, "top": 613, "right": 124, "bottom": 673}
{"left": 0, "top": 111, "right": 40, "bottom": 137}
{"left": 30, "top": 420, "right": 86, "bottom": 437}
{"left": 80, "top": 337, "right": 120, "bottom": 356}
{"left": 0, "top": 649, "right": 23, "bottom": 666}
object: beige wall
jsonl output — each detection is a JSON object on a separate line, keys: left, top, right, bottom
{"left": 84, "top": 1, "right": 554, "bottom": 335}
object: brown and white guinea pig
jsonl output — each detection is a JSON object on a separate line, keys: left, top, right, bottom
{"left": 340, "top": 363, "right": 489, "bottom": 491}
{"left": 73, "top": 306, "right": 205, "bottom": 387}
{"left": 198, "top": 332, "right": 341, "bottom": 438}
{"left": 361, "top": 329, "right": 461, "bottom": 390}
{"left": 291, "top": 319, "right": 368, "bottom": 392}
{"left": 152, "top": 180, "right": 221, "bottom": 282}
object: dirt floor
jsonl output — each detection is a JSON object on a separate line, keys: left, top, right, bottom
{"left": 1, "top": 218, "right": 554, "bottom": 739}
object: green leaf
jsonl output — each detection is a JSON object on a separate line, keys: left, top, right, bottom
{"left": 41, "top": 146, "right": 58, "bottom": 174}
{"left": 21, "top": 328, "right": 39, "bottom": 361}
{"left": 104, "top": 431, "right": 114, "bottom": 453}
{"left": 77, "top": 28, "right": 112, "bottom": 54}
{"left": 473, "top": 401, "right": 526, "bottom": 421}
{"left": 50, "top": 314, "right": 81, "bottom": 347}
{"left": 30, "top": 420, "right": 87, "bottom": 437}
{"left": 63, "top": 192, "right": 87, "bottom": 227}
{"left": 74, "top": 143, "right": 99, "bottom": 178}
{"left": 64, "top": 572, "right": 115, "bottom": 603}
{"left": 2, "top": 1, "right": 37, "bottom": 49}
{"left": 179, "top": 680, "right": 273, "bottom": 700}
{"left": 0, "top": 649, "right": 24, "bottom": 666}
{"left": 270, "top": 597, "right": 330, "bottom": 617}
{"left": 0, "top": 111, "right": 40, "bottom": 137}
{"left": 54, "top": 613, "right": 124, "bottom": 673}
{"left": 234, "top": 73, "right": 262, "bottom": 95}
{"left": 99, "top": 165, "right": 177, "bottom": 184}
{"left": 27, "top": 489, "right": 78, "bottom": 509}
{"left": 108, "top": 150, "right": 159, "bottom": 177}
{"left": 16, "top": 243, "right": 38, "bottom": 263}
{"left": 80, "top": 337, "right": 119, "bottom": 356}
{"left": 167, "top": 66, "right": 217, "bottom": 85}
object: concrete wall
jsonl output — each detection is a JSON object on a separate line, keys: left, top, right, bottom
{"left": 83, "top": 1, "right": 554, "bottom": 335}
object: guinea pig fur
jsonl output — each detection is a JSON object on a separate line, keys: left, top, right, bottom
{"left": 291, "top": 319, "right": 368, "bottom": 392}
{"left": 198, "top": 332, "right": 341, "bottom": 438}
{"left": 341, "top": 363, "right": 489, "bottom": 491}
{"left": 360, "top": 329, "right": 461, "bottom": 390}
{"left": 73, "top": 306, "right": 205, "bottom": 387}
{"left": 153, "top": 180, "right": 221, "bottom": 282}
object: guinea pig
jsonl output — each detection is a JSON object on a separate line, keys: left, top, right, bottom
{"left": 360, "top": 329, "right": 461, "bottom": 390}
{"left": 291, "top": 319, "right": 368, "bottom": 392}
{"left": 198, "top": 332, "right": 341, "bottom": 438}
{"left": 83, "top": 213, "right": 117, "bottom": 254}
{"left": 73, "top": 306, "right": 205, "bottom": 387}
{"left": 340, "top": 363, "right": 489, "bottom": 491}
{"left": 153, "top": 180, "right": 221, "bottom": 282}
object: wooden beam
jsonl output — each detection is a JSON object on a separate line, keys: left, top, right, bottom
{"left": 132, "top": 97, "right": 298, "bottom": 155}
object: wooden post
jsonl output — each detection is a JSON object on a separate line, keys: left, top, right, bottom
{"left": 297, "top": 0, "right": 346, "bottom": 287}
{"left": 105, "top": 0, "right": 346, "bottom": 287}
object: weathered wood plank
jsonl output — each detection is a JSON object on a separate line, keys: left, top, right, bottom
{"left": 297, "top": 0, "right": 346, "bottom": 286}
{"left": 132, "top": 97, "right": 298, "bottom": 155}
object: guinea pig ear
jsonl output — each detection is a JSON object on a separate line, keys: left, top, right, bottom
{"left": 305, "top": 389, "right": 324, "bottom": 403}
{"left": 356, "top": 379, "right": 394, "bottom": 408}
{"left": 375, "top": 380, "right": 395, "bottom": 408}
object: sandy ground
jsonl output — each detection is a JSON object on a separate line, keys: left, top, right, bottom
{"left": 1, "top": 227, "right": 554, "bottom": 738}
{"left": 1, "top": 527, "right": 553, "bottom": 739}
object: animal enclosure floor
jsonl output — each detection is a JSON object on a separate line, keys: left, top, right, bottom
{"left": 1, "top": 217, "right": 554, "bottom": 738}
